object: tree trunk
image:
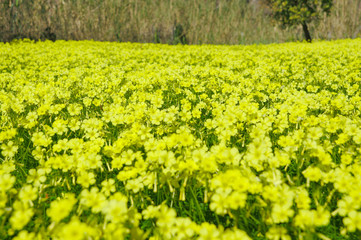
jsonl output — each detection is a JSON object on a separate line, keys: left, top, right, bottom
{"left": 302, "top": 22, "right": 312, "bottom": 42}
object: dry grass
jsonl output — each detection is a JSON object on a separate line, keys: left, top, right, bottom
{"left": 0, "top": 0, "right": 360, "bottom": 44}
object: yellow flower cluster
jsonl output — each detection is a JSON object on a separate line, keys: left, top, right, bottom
{"left": 1, "top": 38, "right": 361, "bottom": 239}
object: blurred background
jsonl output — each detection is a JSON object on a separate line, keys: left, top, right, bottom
{"left": 1, "top": 0, "right": 360, "bottom": 44}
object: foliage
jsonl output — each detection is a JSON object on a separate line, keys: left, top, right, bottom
{"left": 0, "top": 39, "right": 361, "bottom": 239}
{"left": 266, "top": 0, "right": 333, "bottom": 26}
{"left": 2, "top": 0, "right": 360, "bottom": 44}
{"left": 266, "top": 0, "right": 333, "bottom": 41}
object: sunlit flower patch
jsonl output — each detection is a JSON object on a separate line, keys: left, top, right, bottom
{"left": 1, "top": 38, "right": 361, "bottom": 239}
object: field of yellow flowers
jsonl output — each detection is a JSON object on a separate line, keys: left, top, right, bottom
{"left": 1, "top": 39, "right": 361, "bottom": 239}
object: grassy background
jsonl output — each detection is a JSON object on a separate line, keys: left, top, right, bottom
{"left": 1, "top": 0, "right": 361, "bottom": 44}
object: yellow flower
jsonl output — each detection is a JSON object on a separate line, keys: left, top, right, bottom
{"left": 302, "top": 166, "right": 322, "bottom": 182}
{"left": 221, "top": 228, "right": 252, "bottom": 240}
{"left": 314, "top": 207, "right": 331, "bottom": 227}
{"left": 0, "top": 128, "right": 17, "bottom": 142}
{"left": 0, "top": 173, "right": 16, "bottom": 192}
{"left": 31, "top": 132, "right": 51, "bottom": 147}
{"left": 294, "top": 209, "right": 318, "bottom": 229}
{"left": 10, "top": 208, "right": 34, "bottom": 230}
{"left": 266, "top": 226, "right": 291, "bottom": 240}
{"left": 156, "top": 204, "right": 177, "bottom": 227}
{"left": 343, "top": 211, "right": 361, "bottom": 232}
{"left": 143, "top": 205, "right": 161, "bottom": 219}
{"left": 210, "top": 188, "right": 231, "bottom": 215}
{"left": 307, "top": 127, "right": 323, "bottom": 140}
{"left": 56, "top": 218, "right": 91, "bottom": 240}
{"left": 77, "top": 171, "right": 96, "bottom": 188}
{"left": 18, "top": 185, "right": 38, "bottom": 202}
{"left": 226, "top": 191, "right": 247, "bottom": 210}
{"left": 52, "top": 119, "right": 68, "bottom": 135}
{"left": 67, "top": 103, "right": 83, "bottom": 116}
{"left": 336, "top": 133, "right": 350, "bottom": 145}
{"left": 47, "top": 193, "right": 77, "bottom": 222}
{"left": 102, "top": 193, "right": 128, "bottom": 223}
{"left": 80, "top": 187, "right": 106, "bottom": 213}
{"left": 337, "top": 196, "right": 359, "bottom": 216}
{"left": 1, "top": 141, "right": 18, "bottom": 158}
{"left": 84, "top": 153, "right": 102, "bottom": 169}
{"left": 12, "top": 230, "right": 36, "bottom": 240}
{"left": 126, "top": 178, "right": 144, "bottom": 193}
{"left": 271, "top": 203, "right": 294, "bottom": 223}
{"left": 198, "top": 222, "right": 222, "bottom": 240}
{"left": 101, "top": 178, "right": 116, "bottom": 196}
{"left": 27, "top": 168, "right": 46, "bottom": 187}
{"left": 295, "top": 188, "right": 311, "bottom": 210}
{"left": 172, "top": 217, "right": 196, "bottom": 239}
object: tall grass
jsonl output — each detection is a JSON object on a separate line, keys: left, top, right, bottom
{"left": 0, "top": 0, "right": 360, "bottom": 44}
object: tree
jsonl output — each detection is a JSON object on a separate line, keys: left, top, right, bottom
{"left": 265, "top": 0, "right": 333, "bottom": 42}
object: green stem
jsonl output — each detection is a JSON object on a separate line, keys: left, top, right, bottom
{"left": 189, "top": 187, "right": 206, "bottom": 222}
{"left": 235, "top": 208, "right": 241, "bottom": 229}
{"left": 215, "top": 213, "right": 220, "bottom": 226}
